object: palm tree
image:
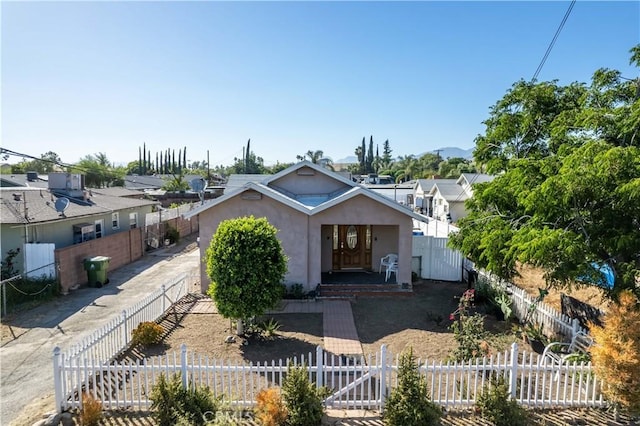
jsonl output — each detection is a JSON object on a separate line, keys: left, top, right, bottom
{"left": 393, "top": 155, "right": 418, "bottom": 183}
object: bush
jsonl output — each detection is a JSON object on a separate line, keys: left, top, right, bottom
{"left": 281, "top": 364, "right": 327, "bottom": 426}
{"left": 384, "top": 348, "right": 442, "bottom": 426}
{"left": 80, "top": 392, "right": 103, "bottom": 426}
{"left": 131, "top": 321, "right": 164, "bottom": 347}
{"left": 150, "top": 373, "right": 220, "bottom": 426}
{"left": 450, "top": 314, "right": 489, "bottom": 362}
{"left": 165, "top": 226, "right": 180, "bottom": 244}
{"left": 255, "top": 387, "right": 287, "bottom": 426}
{"left": 475, "top": 376, "right": 528, "bottom": 426}
{"left": 283, "top": 283, "right": 306, "bottom": 299}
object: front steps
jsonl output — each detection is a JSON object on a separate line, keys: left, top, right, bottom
{"left": 317, "top": 283, "right": 413, "bottom": 299}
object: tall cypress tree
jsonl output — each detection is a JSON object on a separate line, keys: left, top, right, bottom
{"left": 138, "top": 147, "right": 142, "bottom": 175}
{"left": 142, "top": 142, "right": 147, "bottom": 175}
{"left": 367, "top": 135, "right": 374, "bottom": 173}
{"left": 360, "top": 137, "right": 366, "bottom": 175}
{"left": 183, "top": 146, "right": 187, "bottom": 170}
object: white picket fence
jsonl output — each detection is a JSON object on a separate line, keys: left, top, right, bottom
{"left": 63, "top": 271, "right": 196, "bottom": 363}
{"left": 53, "top": 342, "right": 603, "bottom": 413}
{"left": 478, "top": 271, "right": 588, "bottom": 341}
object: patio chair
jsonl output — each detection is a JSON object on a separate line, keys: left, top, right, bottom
{"left": 385, "top": 261, "right": 398, "bottom": 282}
{"left": 379, "top": 253, "right": 398, "bottom": 273}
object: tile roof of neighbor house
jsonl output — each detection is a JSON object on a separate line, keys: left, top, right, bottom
{"left": 0, "top": 189, "right": 158, "bottom": 224}
{"left": 430, "top": 181, "right": 469, "bottom": 202}
{"left": 184, "top": 161, "right": 429, "bottom": 223}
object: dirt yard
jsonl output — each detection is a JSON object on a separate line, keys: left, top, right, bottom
{"left": 10, "top": 280, "right": 634, "bottom": 425}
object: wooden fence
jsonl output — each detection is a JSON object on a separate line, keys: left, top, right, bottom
{"left": 53, "top": 342, "right": 603, "bottom": 413}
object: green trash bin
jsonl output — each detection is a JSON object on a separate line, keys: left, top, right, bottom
{"left": 83, "top": 256, "right": 111, "bottom": 287}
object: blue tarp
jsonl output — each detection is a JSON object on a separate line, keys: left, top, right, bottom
{"left": 579, "top": 262, "right": 615, "bottom": 289}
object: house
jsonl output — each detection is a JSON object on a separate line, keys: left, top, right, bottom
{"left": 428, "top": 173, "right": 495, "bottom": 223}
{"left": 184, "top": 161, "right": 429, "bottom": 293}
{"left": 414, "top": 178, "right": 439, "bottom": 216}
{"left": 1, "top": 172, "right": 158, "bottom": 289}
{"left": 429, "top": 181, "right": 469, "bottom": 223}
{"left": 363, "top": 182, "right": 416, "bottom": 208}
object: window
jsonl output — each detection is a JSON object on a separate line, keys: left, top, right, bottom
{"left": 406, "top": 194, "right": 414, "bottom": 206}
{"left": 95, "top": 219, "right": 104, "bottom": 239}
{"left": 129, "top": 212, "right": 138, "bottom": 229}
{"left": 112, "top": 212, "right": 120, "bottom": 229}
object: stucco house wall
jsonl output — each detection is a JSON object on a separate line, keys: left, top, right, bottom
{"left": 197, "top": 191, "right": 309, "bottom": 293}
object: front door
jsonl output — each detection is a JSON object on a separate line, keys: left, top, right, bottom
{"left": 331, "top": 225, "right": 372, "bottom": 270}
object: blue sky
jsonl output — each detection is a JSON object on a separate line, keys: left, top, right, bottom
{"left": 2, "top": 1, "right": 638, "bottom": 168}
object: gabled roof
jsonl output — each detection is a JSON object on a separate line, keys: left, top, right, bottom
{"left": 414, "top": 179, "right": 440, "bottom": 193}
{"left": 456, "top": 173, "right": 495, "bottom": 187}
{"left": 224, "top": 174, "right": 271, "bottom": 193}
{"left": 184, "top": 161, "right": 428, "bottom": 223}
{"left": 0, "top": 189, "right": 158, "bottom": 225}
{"left": 429, "top": 181, "right": 469, "bottom": 202}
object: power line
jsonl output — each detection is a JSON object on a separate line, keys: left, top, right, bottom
{"left": 531, "top": 0, "right": 576, "bottom": 82}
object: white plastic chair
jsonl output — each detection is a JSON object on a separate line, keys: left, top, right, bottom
{"left": 385, "top": 261, "right": 398, "bottom": 282}
{"left": 379, "top": 253, "right": 398, "bottom": 273}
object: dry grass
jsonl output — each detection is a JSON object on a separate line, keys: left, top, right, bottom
{"left": 512, "top": 264, "right": 611, "bottom": 313}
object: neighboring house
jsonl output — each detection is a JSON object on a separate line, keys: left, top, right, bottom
{"left": 363, "top": 182, "right": 416, "bottom": 208}
{"left": 428, "top": 173, "right": 495, "bottom": 223}
{"left": 457, "top": 173, "right": 495, "bottom": 194}
{"left": 1, "top": 172, "right": 158, "bottom": 288}
{"left": 184, "top": 161, "right": 429, "bottom": 293}
{"left": 414, "top": 178, "right": 439, "bottom": 216}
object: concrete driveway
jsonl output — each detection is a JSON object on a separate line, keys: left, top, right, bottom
{"left": 0, "top": 235, "right": 200, "bottom": 425}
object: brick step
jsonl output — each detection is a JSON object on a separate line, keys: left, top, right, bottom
{"left": 318, "top": 284, "right": 413, "bottom": 298}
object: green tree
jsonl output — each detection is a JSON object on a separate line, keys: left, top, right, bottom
{"left": 384, "top": 348, "right": 442, "bottom": 425}
{"left": 452, "top": 142, "right": 640, "bottom": 294}
{"left": 281, "top": 364, "right": 326, "bottom": 426}
{"left": 438, "top": 157, "right": 476, "bottom": 178}
{"left": 72, "top": 153, "right": 121, "bottom": 187}
{"left": 162, "top": 172, "right": 190, "bottom": 191}
{"left": 393, "top": 154, "right": 417, "bottom": 183}
{"left": 366, "top": 136, "right": 374, "bottom": 173}
{"left": 206, "top": 216, "right": 287, "bottom": 334}
{"left": 381, "top": 139, "right": 393, "bottom": 170}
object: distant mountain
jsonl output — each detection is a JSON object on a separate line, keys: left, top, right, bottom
{"left": 427, "top": 147, "right": 474, "bottom": 160}
{"left": 335, "top": 147, "right": 473, "bottom": 164}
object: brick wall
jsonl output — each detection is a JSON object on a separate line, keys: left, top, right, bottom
{"left": 55, "top": 228, "right": 144, "bottom": 293}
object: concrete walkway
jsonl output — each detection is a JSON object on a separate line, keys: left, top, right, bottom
{"left": 0, "top": 235, "right": 200, "bottom": 426}
{"left": 322, "top": 300, "right": 363, "bottom": 357}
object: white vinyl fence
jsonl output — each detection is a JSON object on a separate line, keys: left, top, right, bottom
{"left": 63, "top": 271, "right": 196, "bottom": 363}
{"left": 412, "top": 236, "right": 463, "bottom": 282}
{"left": 54, "top": 342, "right": 603, "bottom": 413}
{"left": 478, "top": 271, "right": 588, "bottom": 341}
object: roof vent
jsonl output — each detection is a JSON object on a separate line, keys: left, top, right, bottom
{"left": 12, "top": 193, "right": 21, "bottom": 201}
{"left": 26, "top": 171, "right": 38, "bottom": 182}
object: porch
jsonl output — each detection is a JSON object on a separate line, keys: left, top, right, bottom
{"left": 319, "top": 271, "right": 412, "bottom": 298}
